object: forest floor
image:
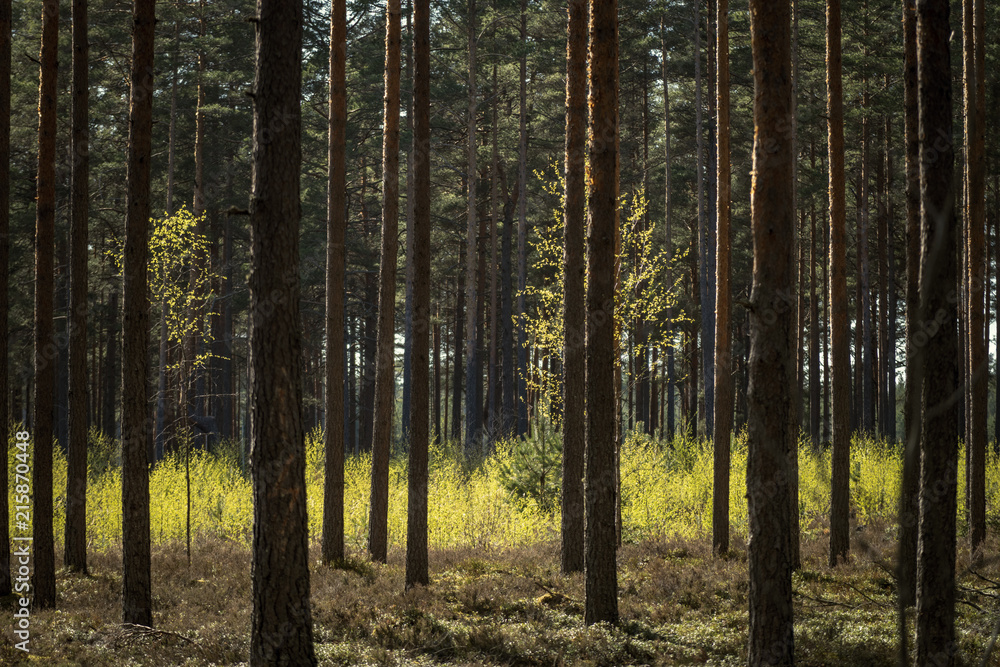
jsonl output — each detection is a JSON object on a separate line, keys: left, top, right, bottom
{"left": 1, "top": 526, "right": 999, "bottom": 666}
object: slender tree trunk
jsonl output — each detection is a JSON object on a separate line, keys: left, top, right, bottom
{"left": 561, "top": 0, "right": 587, "bottom": 574}
{"left": 877, "top": 126, "right": 888, "bottom": 439}
{"left": 885, "top": 116, "right": 896, "bottom": 444}
{"left": 401, "top": 0, "right": 414, "bottom": 444}
{"left": 914, "top": 2, "right": 958, "bottom": 663}
{"left": 249, "top": 0, "right": 316, "bottom": 662}
{"left": 464, "top": 0, "right": 479, "bottom": 451}
{"left": 0, "top": 0, "right": 9, "bottom": 598}
{"left": 453, "top": 267, "right": 465, "bottom": 440}
{"left": 122, "top": 0, "right": 155, "bottom": 625}
{"left": 321, "top": 0, "right": 347, "bottom": 565}
{"left": 32, "top": 0, "right": 59, "bottom": 611}
{"left": 368, "top": 0, "right": 402, "bottom": 564}
{"left": 65, "top": 0, "right": 89, "bottom": 574}
{"left": 899, "top": 0, "right": 919, "bottom": 611}
{"left": 964, "top": 0, "right": 986, "bottom": 555}
{"left": 406, "top": 0, "right": 430, "bottom": 587}
{"left": 747, "top": 3, "right": 795, "bottom": 663}
{"left": 662, "top": 21, "right": 675, "bottom": 440}
{"left": 860, "top": 80, "right": 874, "bottom": 435}
{"left": 488, "top": 40, "right": 499, "bottom": 436}
{"left": 585, "top": 0, "right": 619, "bottom": 626}
{"left": 501, "top": 178, "right": 516, "bottom": 437}
{"left": 711, "top": 0, "right": 731, "bottom": 557}
{"left": 694, "top": 0, "right": 714, "bottom": 440}
{"left": 827, "top": 0, "right": 850, "bottom": 568}
{"left": 810, "top": 144, "right": 820, "bottom": 448}
{"left": 434, "top": 316, "right": 441, "bottom": 442}
{"left": 516, "top": 0, "right": 529, "bottom": 438}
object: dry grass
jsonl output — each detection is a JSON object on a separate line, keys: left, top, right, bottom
{"left": 1, "top": 528, "right": 998, "bottom": 666}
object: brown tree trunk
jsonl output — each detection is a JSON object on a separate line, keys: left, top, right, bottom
{"left": 406, "top": 0, "right": 430, "bottom": 586}
{"left": 561, "top": 0, "right": 586, "bottom": 575}
{"left": 810, "top": 143, "right": 820, "bottom": 448}
{"left": 322, "top": 0, "right": 347, "bottom": 565}
{"left": 249, "top": 0, "right": 316, "bottom": 662}
{"left": 747, "top": 3, "right": 795, "bottom": 663}
{"left": 122, "top": 0, "right": 154, "bottom": 626}
{"left": 515, "top": 0, "right": 529, "bottom": 437}
{"left": 899, "top": 0, "right": 919, "bottom": 611}
{"left": 914, "top": 1, "right": 958, "bottom": 663}
{"left": 0, "top": 0, "right": 9, "bottom": 598}
{"left": 585, "top": 0, "right": 619, "bottom": 627}
{"left": 662, "top": 19, "right": 675, "bottom": 439}
{"left": 464, "top": 0, "right": 479, "bottom": 450}
{"left": 964, "top": 0, "right": 986, "bottom": 555}
{"left": 712, "top": 0, "right": 731, "bottom": 558}
{"left": 65, "top": 0, "right": 89, "bottom": 575}
{"left": 368, "top": 0, "right": 402, "bottom": 564}
{"left": 827, "top": 0, "right": 850, "bottom": 568}
{"left": 32, "top": 0, "right": 59, "bottom": 611}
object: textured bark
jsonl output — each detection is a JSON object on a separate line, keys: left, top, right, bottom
{"left": 516, "top": 0, "right": 528, "bottom": 437}
{"left": 694, "top": 0, "right": 714, "bottom": 440}
{"left": 464, "top": 0, "right": 479, "bottom": 450}
{"left": 711, "top": 0, "right": 731, "bottom": 558}
{"left": 747, "top": 2, "right": 795, "bottom": 664}
{"left": 122, "top": 0, "right": 154, "bottom": 626}
{"left": 914, "top": 2, "right": 958, "bottom": 664}
{"left": 809, "top": 148, "right": 820, "bottom": 449}
{"left": 501, "top": 179, "right": 517, "bottom": 437}
{"left": 899, "top": 0, "right": 919, "bottom": 610}
{"left": 32, "top": 0, "right": 59, "bottom": 611}
{"left": 368, "top": 0, "right": 402, "bottom": 564}
{"left": 0, "top": 0, "right": 9, "bottom": 598}
{"left": 584, "top": 0, "right": 619, "bottom": 627}
{"left": 561, "top": 0, "right": 587, "bottom": 575}
{"left": 964, "top": 0, "right": 986, "bottom": 555}
{"left": 662, "top": 21, "right": 675, "bottom": 440}
{"left": 322, "top": 0, "right": 346, "bottom": 565}
{"left": 406, "top": 0, "right": 430, "bottom": 587}
{"left": 860, "top": 80, "right": 873, "bottom": 435}
{"left": 487, "top": 39, "right": 499, "bottom": 436}
{"left": 827, "top": 0, "right": 850, "bottom": 568}
{"left": 453, "top": 265, "right": 465, "bottom": 440}
{"left": 877, "top": 127, "right": 888, "bottom": 439}
{"left": 401, "top": 0, "right": 414, "bottom": 443}
{"left": 249, "top": 0, "right": 316, "bottom": 662}
{"left": 65, "top": 0, "right": 89, "bottom": 575}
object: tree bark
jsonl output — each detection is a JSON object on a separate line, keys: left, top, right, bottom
{"left": 827, "top": 0, "right": 850, "bottom": 568}
{"left": 406, "top": 0, "right": 430, "bottom": 587}
{"left": 747, "top": 2, "right": 795, "bottom": 663}
{"left": 322, "top": 0, "right": 347, "bottom": 565}
{"left": 464, "top": 0, "right": 480, "bottom": 451}
{"left": 711, "top": 0, "right": 731, "bottom": 557}
{"left": 65, "top": 0, "right": 89, "bottom": 575}
{"left": 32, "top": 0, "right": 59, "bottom": 611}
{"left": 694, "top": 0, "right": 714, "bottom": 440}
{"left": 249, "top": 0, "right": 316, "bottom": 662}
{"left": 585, "top": 0, "right": 619, "bottom": 627}
{"left": 368, "top": 0, "right": 402, "bottom": 564}
{"left": 0, "top": 0, "right": 9, "bottom": 598}
{"left": 561, "top": 0, "right": 587, "bottom": 575}
{"left": 516, "top": 0, "right": 529, "bottom": 437}
{"left": 914, "top": 2, "right": 958, "bottom": 663}
{"left": 662, "top": 20, "right": 675, "bottom": 440}
{"left": 122, "top": 0, "right": 155, "bottom": 626}
{"left": 810, "top": 144, "right": 820, "bottom": 449}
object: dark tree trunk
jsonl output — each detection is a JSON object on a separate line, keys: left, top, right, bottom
{"left": 516, "top": 0, "right": 529, "bottom": 437}
{"left": 0, "top": 0, "right": 9, "bottom": 598}
{"left": 249, "top": 0, "right": 316, "bottom": 662}
{"left": 321, "top": 0, "right": 347, "bottom": 565}
{"left": 694, "top": 0, "right": 714, "bottom": 440}
{"left": 584, "top": 0, "right": 619, "bottom": 627}
{"left": 368, "top": 0, "right": 402, "bottom": 564}
{"left": 827, "top": 0, "right": 850, "bottom": 568}
{"left": 406, "top": 0, "right": 430, "bottom": 586}
{"left": 65, "top": 0, "right": 89, "bottom": 575}
{"left": 914, "top": 2, "right": 958, "bottom": 663}
{"left": 561, "top": 0, "right": 586, "bottom": 575}
{"left": 810, "top": 149, "right": 821, "bottom": 449}
{"left": 453, "top": 267, "right": 465, "bottom": 440}
{"left": 464, "top": 0, "right": 480, "bottom": 451}
{"left": 712, "top": 0, "right": 731, "bottom": 557}
{"left": 662, "top": 20, "right": 674, "bottom": 440}
{"left": 747, "top": 2, "right": 795, "bottom": 664}
{"left": 501, "top": 179, "right": 517, "bottom": 437}
{"left": 121, "top": 0, "right": 155, "bottom": 626}
{"left": 32, "top": 0, "right": 59, "bottom": 611}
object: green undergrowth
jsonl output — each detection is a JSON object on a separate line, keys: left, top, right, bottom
{"left": 7, "top": 425, "right": 1000, "bottom": 552}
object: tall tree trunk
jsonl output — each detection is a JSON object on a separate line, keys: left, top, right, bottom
{"left": 827, "top": 0, "right": 850, "bottom": 568}
{"left": 711, "top": 0, "right": 731, "bottom": 557}
{"left": 487, "top": 40, "right": 499, "bottom": 436}
{"left": 915, "top": 1, "right": 958, "bottom": 662}
{"left": 401, "top": 0, "right": 414, "bottom": 444}
{"left": 65, "top": 0, "right": 89, "bottom": 575}
{"left": 694, "top": 0, "right": 714, "bottom": 440}
{"left": 561, "top": 0, "right": 587, "bottom": 575}
{"left": 885, "top": 115, "right": 896, "bottom": 443}
{"left": 122, "top": 0, "right": 155, "bottom": 626}
{"left": 899, "top": 0, "right": 919, "bottom": 611}
{"left": 103, "top": 291, "right": 118, "bottom": 437}
{"left": 747, "top": 3, "right": 794, "bottom": 663}
{"left": 516, "top": 0, "right": 529, "bottom": 438}
{"left": 964, "top": 0, "right": 986, "bottom": 555}
{"left": 0, "top": 0, "right": 9, "bottom": 598}
{"left": 249, "top": 0, "right": 316, "bottom": 662}
{"left": 877, "top": 125, "right": 888, "bottom": 438}
{"left": 810, "top": 144, "right": 820, "bottom": 448}
{"left": 662, "top": 20, "right": 675, "bottom": 440}
{"left": 453, "top": 266, "right": 465, "bottom": 440}
{"left": 368, "top": 0, "right": 402, "bottom": 564}
{"left": 585, "top": 0, "right": 619, "bottom": 626}
{"left": 32, "top": 0, "right": 59, "bottom": 611}
{"left": 860, "top": 80, "right": 874, "bottom": 435}
{"left": 322, "top": 0, "right": 347, "bottom": 565}
{"left": 434, "top": 316, "right": 442, "bottom": 442}
{"left": 464, "top": 0, "right": 479, "bottom": 451}
{"left": 501, "top": 178, "right": 516, "bottom": 437}
{"left": 406, "top": 0, "right": 430, "bottom": 588}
